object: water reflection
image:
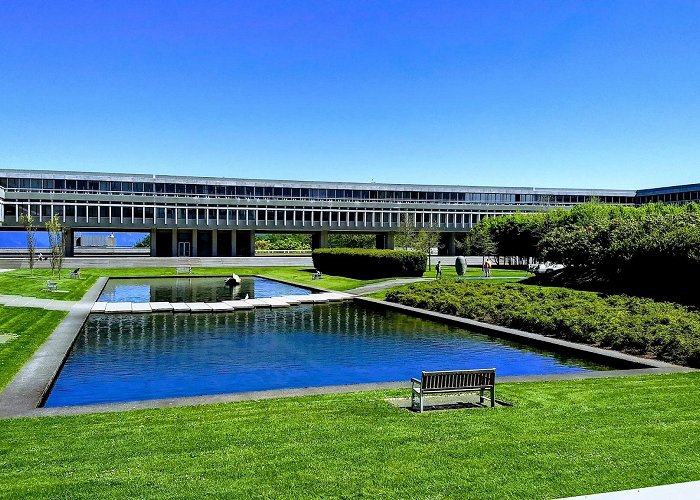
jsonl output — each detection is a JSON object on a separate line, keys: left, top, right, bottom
{"left": 45, "top": 302, "right": 608, "bottom": 407}
{"left": 98, "top": 276, "right": 311, "bottom": 303}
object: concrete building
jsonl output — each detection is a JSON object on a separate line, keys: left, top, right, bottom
{"left": 0, "top": 169, "right": 691, "bottom": 257}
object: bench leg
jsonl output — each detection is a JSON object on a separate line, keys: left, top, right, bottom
{"left": 480, "top": 389, "right": 484, "bottom": 405}
{"left": 491, "top": 387, "right": 495, "bottom": 407}
{"left": 420, "top": 393, "right": 424, "bottom": 413}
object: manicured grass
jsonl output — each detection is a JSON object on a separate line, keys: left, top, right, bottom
{"left": 81, "top": 267, "right": 386, "bottom": 292}
{"left": 0, "top": 306, "right": 66, "bottom": 391}
{"left": 0, "top": 270, "right": 98, "bottom": 301}
{"left": 0, "top": 267, "right": 387, "bottom": 300}
{"left": 422, "top": 264, "right": 531, "bottom": 279}
{"left": 1, "top": 372, "right": 700, "bottom": 498}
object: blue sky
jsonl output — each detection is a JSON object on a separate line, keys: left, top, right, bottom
{"left": 1, "top": 1, "right": 699, "bottom": 189}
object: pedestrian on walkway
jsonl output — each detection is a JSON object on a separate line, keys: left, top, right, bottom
{"left": 435, "top": 260, "right": 442, "bottom": 279}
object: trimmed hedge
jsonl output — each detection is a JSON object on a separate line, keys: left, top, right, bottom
{"left": 385, "top": 280, "right": 700, "bottom": 367}
{"left": 312, "top": 248, "right": 426, "bottom": 279}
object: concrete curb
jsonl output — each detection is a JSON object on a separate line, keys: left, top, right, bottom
{"left": 354, "top": 297, "right": 690, "bottom": 371}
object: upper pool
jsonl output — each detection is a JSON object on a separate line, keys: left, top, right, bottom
{"left": 98, "top": 276, "right": 311, "bottom": 303}
{"left": 44, "top": 302, "right": 609, "bottom": 407}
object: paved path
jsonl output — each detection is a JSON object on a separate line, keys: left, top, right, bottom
{"left": 347, "top": 275, "right": 527, "bottom": 296}
{"left": 560, "top": 480, "right": 700, "bottom": 499}
{"left": 0, "top": 294, "right": 77, "bottom": 311}
{"left": 0, "top": 278, "right": 108, "bottom": 418}
{"left": 89, "top": 291, "right": 353, "bottom": 314}
{"left": 347, "top": 278, "right": 430, "bottom": 296}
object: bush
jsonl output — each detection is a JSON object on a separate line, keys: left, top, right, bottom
{"left": 385, "top": 280, "right": 700, "bottom": 367}
{"left": 312, "top": 248, "right": 426, "bottom": 279}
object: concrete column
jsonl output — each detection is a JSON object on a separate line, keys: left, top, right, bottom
{"left": 249, "top": 230, "right": 256, "bottom": 256}
{"left": 171, "top": 228, "right": 177, "bottom": 257}
{"left": 64, "top": 228, "right": 75, "bottom": 257}
{"left": 446, "top": 232, "right": 456, "bottom": 256}
{"left": 150, "top": 228, "right": 157, "bottom": 257}
{"left": 192, "top": 229, "right": 198, "bottom": 257}
{"left": 386, "top": 232, "right": 395, "bottom": 250}
{"left": 212, "top": 229, "right": 218, "bottom": 257}
{"left": 311, "top": 231, "right": 328, "bottom": 250}
{"left": 230, "top": 230, "right": 237, "bottom": 257}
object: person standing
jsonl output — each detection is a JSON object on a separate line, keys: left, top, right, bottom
{"left": 485, "top": 258, "right": 492, "bottom": 278}
{"left": 435, "top": 260, "right": 442, "bottom": 279}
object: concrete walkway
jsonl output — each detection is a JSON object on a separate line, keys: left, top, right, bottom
{"left": 560, "top": 480, "right": 700, "bottom": 499}
{"left": 0, "top": 278, "right": 108, "bottom": 418}
{"left": 90, "top": 291, "right": 353, "bottom": 314}
{"left": 347, "top": 275, "right": 525, "bottom": 295}
{"left": 347, "top": 278, "right": 430, "bottom": 295}
{"left": 0, "top": 294, "right": 77, "bottom": 311}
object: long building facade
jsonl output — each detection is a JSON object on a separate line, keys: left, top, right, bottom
{"left": 0, "top": 169, "right": 695, "bottom": 257}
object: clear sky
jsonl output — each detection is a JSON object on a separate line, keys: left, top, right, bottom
{"left": 1, "top": 1, "right": 699, "bottom": 189}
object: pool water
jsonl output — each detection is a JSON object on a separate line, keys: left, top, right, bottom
{"left": 44, "top": 302, "right": 609, "bottom": 407}
{"left": 98, "top": 276, "right": 311, "bottom": 303}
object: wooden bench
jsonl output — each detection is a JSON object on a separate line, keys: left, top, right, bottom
{"left": 45, "top": 280, "right": 58, "bottom": 292}
{"left": 411, "top": 368, "right": 496, "bottom": 412}
{"left": 69, "top": 268, "right": 80, "bottom": 279}
{"left": 176, "top": 266, "right": 192, "bottom": 274}
{"left": 311, "top": 270, "right": 322, "bottom": 280}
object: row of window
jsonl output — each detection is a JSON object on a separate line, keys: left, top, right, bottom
{"left": 3, "top": 202, "right": 508, "bottom": 226}
{"left": 637, "top": 192, "right": 700, "bottom": 204}
{"left": 0, "top": 177, "right": 632, "bottom": 205}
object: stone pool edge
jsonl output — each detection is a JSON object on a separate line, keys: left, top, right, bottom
{"left": 355, "top": 297, "right": 688, "bottom": 371}
{"left": 0, "top": 289, "right": 692, "bottom": 420}
{"left": 0, "top": 277, "right": 109, "bottom": 418}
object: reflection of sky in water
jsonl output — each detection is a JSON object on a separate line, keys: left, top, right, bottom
{"left": 98, "top": 276, "right": 311, "bottom": 303}
{"left": 45, "top": 302, "right": 609, "bottom": 407}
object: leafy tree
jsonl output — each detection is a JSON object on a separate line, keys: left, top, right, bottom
{"left": 468, "top": 225, "right": 497, "bottom": 265}
{"left": 19, "top": 213, "right": 37, "bottom": 275}
{"left": 45, "top": 215, "right": 66, "bottom": 279}
{"left": 134, "top": 234, "right": 151, "bottom": 248}
{"left": 394, "top": 214, "right": 416, "bottom": 250}
{"left": 416, "top": 226, "right": 440, "bottom": 270}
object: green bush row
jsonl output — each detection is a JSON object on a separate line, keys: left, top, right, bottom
{"left": 468, "top": 202, "right": 700, "bottom": 290}
{"left": 312, "top": 248, "right": 426, "bottom": 279}
{"left": 385, "top": 280, "right": 700, "bottom": 367}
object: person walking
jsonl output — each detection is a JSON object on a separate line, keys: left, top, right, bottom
{"left": 435, "top": 260, "right": 442, "bottom": 279}
{"left": 485, "top": 258, "right": 492, "bottom": 278}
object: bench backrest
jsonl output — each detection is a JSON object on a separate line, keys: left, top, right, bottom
{"left": 421, "top": 369, "right": 495, "bottom": 390}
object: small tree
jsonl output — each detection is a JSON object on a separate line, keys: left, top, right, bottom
{"left": 468, "top": 227, "right": 497, "bottom": 266}
{"left": 134, "top": 234, "right": 151, "bottom": 248}
{"left": 20, "top": 213, "right": 37, "bottom": 275}
{"left": 45, "top": 215, "right": 66, "bottom": 279}
{"left": 416, "top": 226, "right": 440, "bottom": 271}
{"left": 395, "top": 213, "right": 416, "bottom": 250}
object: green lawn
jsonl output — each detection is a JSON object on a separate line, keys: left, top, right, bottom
{"left": 0, "top": 270, "right": 98, "bottom": 301}
{"left": 0, "top": 306, "right": 66, "bottom": 391}
{"left": 422, "top": 265, "right": 531, "bottom": 279}
{"left": 1, "top": 372, "right": 699, "bottom": 498}
{"left": 0, "top": 267, "right": 388, "bottom": 301}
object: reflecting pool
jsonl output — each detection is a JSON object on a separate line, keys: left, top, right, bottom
{"left": 45, "top": 302, "right": 609, "bottom": 407}
{"left": 98, "top": 276, "right": 311, "bottom": 303}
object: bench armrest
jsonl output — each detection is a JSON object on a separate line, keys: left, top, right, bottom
{"left": 410, "top": 378, "right": 422, "bottom": 389}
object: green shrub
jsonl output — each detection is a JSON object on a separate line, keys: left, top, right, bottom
{"left": 312, "top": 248, "right": 426, "bottom": 279}
{"left": 385, "top": 280, "right": 700, "bottom": 367}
